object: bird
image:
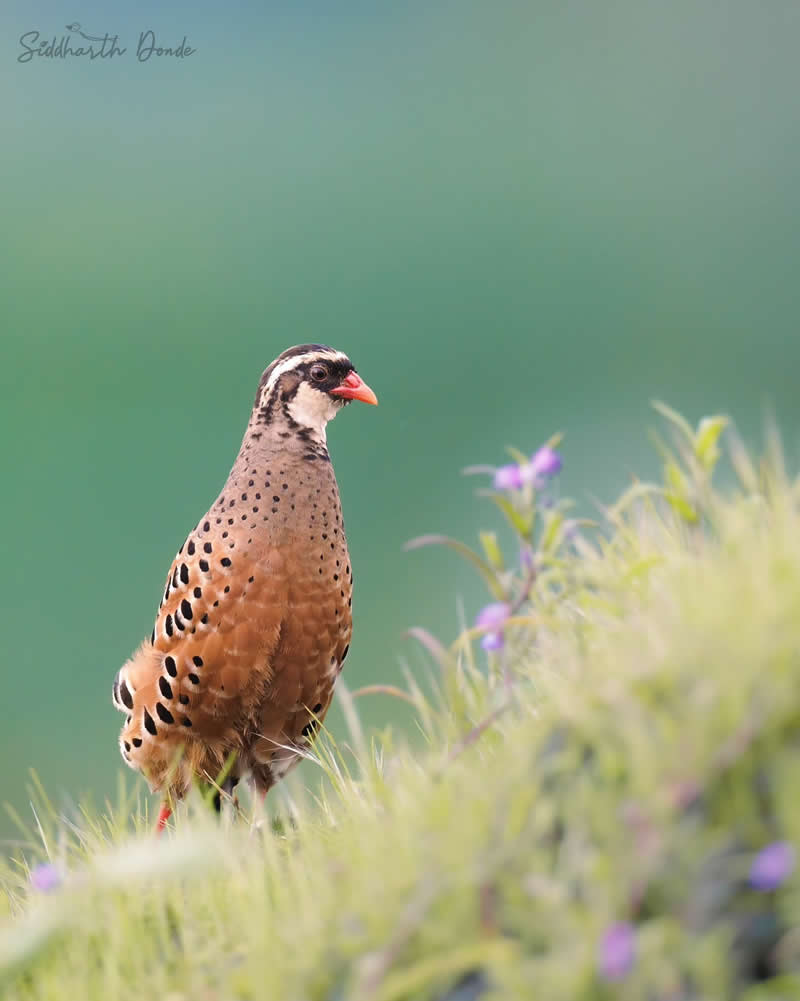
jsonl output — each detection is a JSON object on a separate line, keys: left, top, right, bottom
{"left": 112, "top": 344, "right": 377, "bottom": 830}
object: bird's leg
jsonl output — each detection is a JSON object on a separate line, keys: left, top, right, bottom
{"left": 156, "top": 802, "right": 173, "bottom": 834}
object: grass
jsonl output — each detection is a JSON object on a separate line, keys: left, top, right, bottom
{"left": 2, "top": 409, "right": 800, "bottom": 1000}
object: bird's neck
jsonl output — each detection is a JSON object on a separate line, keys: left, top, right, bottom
{"left": 232, "top": 408, "right": 331, "bottom": 479}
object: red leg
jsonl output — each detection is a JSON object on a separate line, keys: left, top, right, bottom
{"left": 156, "top": 803, "right": 173, "bottom": 833}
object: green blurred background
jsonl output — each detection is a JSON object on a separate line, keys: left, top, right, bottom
{"left": 2, "top": 1, "right": 799, "bottom": 838}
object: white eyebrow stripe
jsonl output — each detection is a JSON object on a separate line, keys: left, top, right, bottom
{"left": 261, "top": 350, "right": 349, "bottom": 399}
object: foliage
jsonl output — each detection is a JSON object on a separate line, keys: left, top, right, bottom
{"left": 2, "top": 406, "right": 800, "bottom": 1001}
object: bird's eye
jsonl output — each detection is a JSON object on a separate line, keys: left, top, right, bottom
{"left": 310, "top": 364, "right": 328, "bottom": 382}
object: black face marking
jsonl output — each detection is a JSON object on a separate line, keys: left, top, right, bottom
{"left": 181, "top": 598, "right": 193, "bottom": 620}
{"left": 120, "top": 682, "right": 133, "bottom": 710}
{"left": 143, "top": 709, "right": 157, "bottom": 735}
{"left": 159, "top": 677, "right": 173, "bottom": 700}
{"left": 192, "top": 655, "right": 203, "bottom": 667}
{"left": 165, "top": 655, "right": 177, "bottom": 677}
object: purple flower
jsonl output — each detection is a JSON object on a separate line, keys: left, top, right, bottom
{"left": 598, "top": 922, "right": 636, "bottom": 981}
{"left": 481, "top": 631, "right": 504, "bottom": 651}
{"left": 530, "top": 446, "right": 562, "bottom": 480}
{"left": 475, "top": 602, "right": 510, "bottom": 651}
{"left": 749, "top": 841, "right": 795, "bottom": 891}
{"left": 493, "top": 464, "right": 524, "bottom": 491}
{"left": 30, "top": 863, "right": 62, "bottom": 893}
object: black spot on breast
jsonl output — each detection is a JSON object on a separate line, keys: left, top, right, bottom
{"left": 199, "top": 559, "right": 209, "bottom": 572}
{"left": 165, "top": 614, "right": 174, "bottom": 637}
{"left": 342, "top": 644, "right": 349, "bottom": 660}
{"left": 172, "top": 567, "right": 179, "bottom": 588}
{"left": 301, "top": 721, "right": 317, "bottom": 738}
{"left": 192, "top": 655, "right": 204, "bottom": 667}
{"left": 143, "top": 709, "right": 157, "bottom": 735}
{"left": 187, "top": 540, "right": 195, "bottom": 555}
{"left": 200, "top": 613, "right": 209, "bottom": 624}
{"left": 203, "top": 521, "right": 210, "bottom": 532}
{"left": 179, "top": 694, "right": 189, "bottom": 705}
{"left": 188, "top": 673, "right": 200, "bottom": 685}
{"left": 313, "top": 703, "right": 323, "bottom": 713}
{"left": 165, "top": 655, "right": 177, "bottom": 677}
{"left": 204, "top": 542, "right": 212, "bottom": 554}
{"left": 150, "top": 628, "right": 155, "bottom": 644}
{"left": 124, "top": 741, "right": 130, "bottom": 752}
{"left": 221, "top": 557, "right": 231, "bottom": 567}
{"left": 179, "top": 563, "right": 189, "bottom": 585}
{"left": 159, "top": 677, "right": 173, "bottom": 700}
{"left": 174, "top": 609, "right": 185, "bottom": 631}
{"left": 156, "top": 702, "right": 174, "bottom": 724}
{"left": 194, "top": 586, "right": 202, "bottom": 599}
{"left": 181, "top": 598, "right": 193, "bottom": 620}
{"left": 132, "top": 737, "right": 142, "bottom": 748}
{"left": 182, "top": 717, "right": 192, "bottom": 727}
{"left": 120, "top": 682, "right": 133, "bottom": 710}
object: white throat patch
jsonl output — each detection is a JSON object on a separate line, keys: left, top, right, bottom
{"left": 286, "top": 382, "right": 339, "bottom": 443}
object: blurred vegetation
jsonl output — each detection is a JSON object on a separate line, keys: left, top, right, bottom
{"left": 2, "top": 408, "right": 799, "bottom": 1000}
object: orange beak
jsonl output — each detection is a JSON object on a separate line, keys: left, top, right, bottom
{"left": 330, "top": 371, "right": 378, "bottom": 406}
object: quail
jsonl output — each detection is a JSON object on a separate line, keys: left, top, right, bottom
{"left": 112, "top": 344, "right": 378, "bottom": 829}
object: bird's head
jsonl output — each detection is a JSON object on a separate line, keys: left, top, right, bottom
{"left": 254, "top": 344, "right": 377, "bottom": 441}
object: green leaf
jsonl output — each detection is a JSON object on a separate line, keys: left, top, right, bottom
{"left": 504, "top": 446, "right": 529, "bottom": 466}
{"left": 694, "top": 415, "right": 729, "bottom": 471}
{"left": 485, "top": 492, "right": 534, "bottom": 541}
{"left": 664, "top": 459, "right": 689, "bottom": 497}
{"left": 479, "top": 531, "right": 504, "bottom": 570}
{"left": 664, "top": 490, "right": 698, "bottom": 523}
{"left": 540, "top": 510, "right": 564, "bottom": 554}
{"left": 652, "top": 400, "right": 695, "bottom": 445}
{"left": 404, "top": 535, "right": 506, "bottom": 599}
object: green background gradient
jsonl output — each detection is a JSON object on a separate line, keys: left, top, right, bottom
{"left": 2, "top": 1, "right": 799, "bottom": 835}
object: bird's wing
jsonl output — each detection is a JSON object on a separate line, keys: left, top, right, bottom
{"left": 113, "top": 527, "right": 287, "bottom": 792}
